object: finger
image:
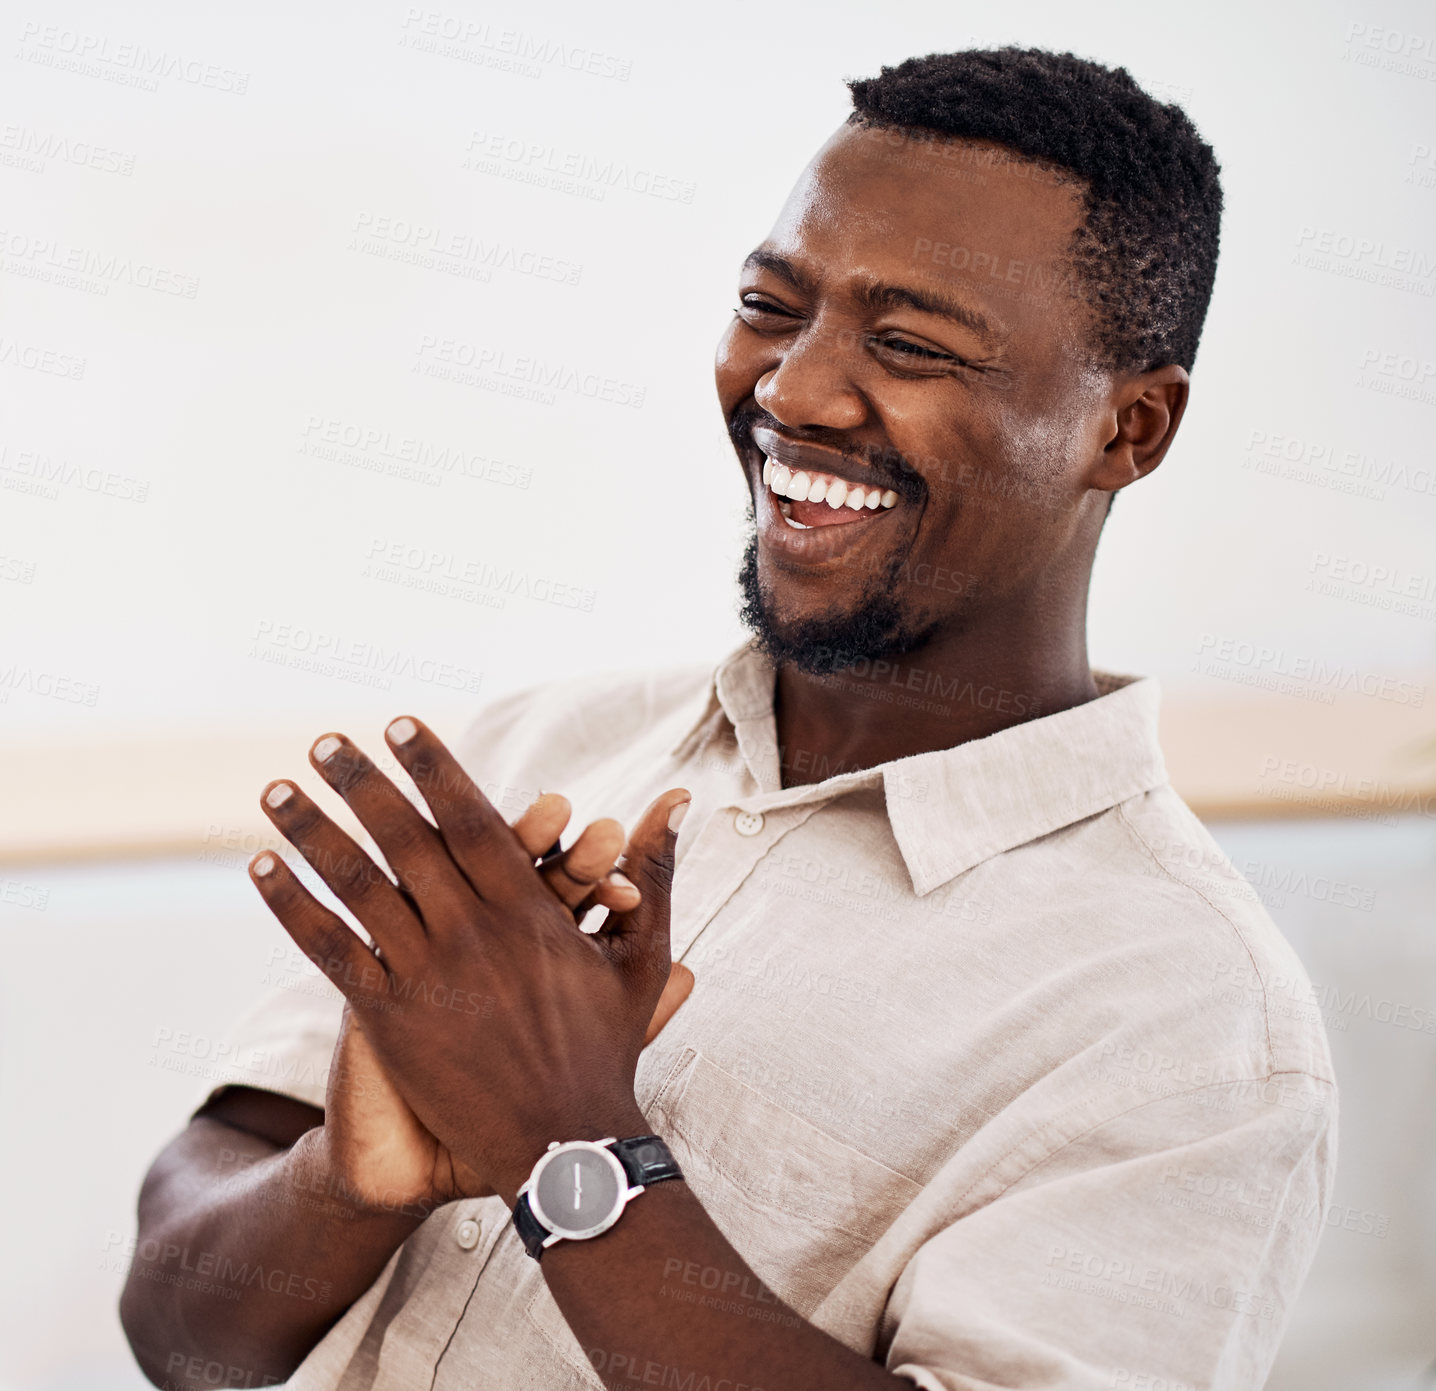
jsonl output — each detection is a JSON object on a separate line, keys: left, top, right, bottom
{"left": 511, "top": 792, "right": 572, "bottom": 860}
{"left": 604, "top": 789, "right": 689, "bottom": 941}
{"left": 248, "top": 851, "right": 384, "bottom": 1002}
{"left": 643, "top": 962, "right": 695, "bottom": 1045}
{"left": 599, "top": 788, "right": 690, "bottom": 993}
{"left": 383, "top": 716, "right": 536, "bottom": 904}
{"left": 573, "top": 870, "right": 643, "bottom": 923}
{"left": 307, "top": 734, "right": 477, "bottom": 915}
{"left": 260, "top": 778, "right": 424, "bottom": 968}
{"left": 537, "top": 818, "right": 627, "bottom": 913}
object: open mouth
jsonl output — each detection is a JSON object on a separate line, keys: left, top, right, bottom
{"left": 760, "top": 455, "right": 900, "bottom": 530}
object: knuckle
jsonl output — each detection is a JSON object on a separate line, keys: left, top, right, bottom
{"left": 541, "top": 866, "right": 587, "bottom": 907}
{"left": 640, "top": 850, "right": 676, "bottom": 893}
{"left": 407, "top": 754, "right": 454, "bottom": 798}
{"left": 397, "top": 862, "right": 448, "bottom": 899}
{"left": 308, "top": 925, "right": 356, "bottom": 979}
{"left": 323, "top": 749, "right": 369, "bottom": 794}
{"left": 375, "top": 815, "right": 428, "bottom": 863}
{"left": 282, "top": 798, "right": 322, "bottom": 834}
{"left": 454, "top": 803, "right": 503, "bottom": 849}
{"left": 314, "top": 843, "right": 388, "bottom": 897}
{"left": 555, "top": 850, "right": 604, "bottom": 885}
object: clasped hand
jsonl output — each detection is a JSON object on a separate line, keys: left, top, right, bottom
{"left": 248, "top": 715, "right": 692, "bottom": 1208}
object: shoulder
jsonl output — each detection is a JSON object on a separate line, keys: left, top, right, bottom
{"left": 982, "top": 786, "right": 1339, "bottom": 1181}
{"left": 1090, "top": 784, "right": 1337, "bottom": 1086}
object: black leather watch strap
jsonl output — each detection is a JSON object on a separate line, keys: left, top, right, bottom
{"left": 513, "top": 1192, "right": 550, "bottom": 1260}
{"left": 610, "top": 1135, "right": 683, "bottom": 1188}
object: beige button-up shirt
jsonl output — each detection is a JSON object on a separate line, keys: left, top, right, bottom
{"left": 205, "top": 639, "right": 1336, "bottom": 1390}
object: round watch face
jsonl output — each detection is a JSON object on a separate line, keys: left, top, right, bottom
{"left": 531, "top": 1143, "right": 626, "bottom": 1239}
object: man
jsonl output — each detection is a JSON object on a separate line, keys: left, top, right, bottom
{"left": 121, "top": 47, "right": 1335, "bottom": 1391}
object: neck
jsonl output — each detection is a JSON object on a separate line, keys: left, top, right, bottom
{"left": 773, "top": 593, "right": 1100, "bottom": 788}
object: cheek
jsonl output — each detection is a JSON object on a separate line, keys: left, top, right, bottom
{"left": 965, "top": 397, "right": 1077, "bottom": 503}
{"left": 993, "top": 364, "right": 1111, "bottom": 483}
{"left": 714, "top": 321, "right": 757, "bottom": 411}
{"left": 880, "top": 397, "right": 1000, "bottom": 503}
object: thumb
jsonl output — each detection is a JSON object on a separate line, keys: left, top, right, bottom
{"left": 602, "top": 787, "right": 690, "bottom": 977}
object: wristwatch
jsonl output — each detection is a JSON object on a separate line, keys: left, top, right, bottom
{"left": 512, "top": 1134, "right": 683, "bottom": 1259}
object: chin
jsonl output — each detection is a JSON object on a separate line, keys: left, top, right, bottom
{"left": 736, "top": 532, "right": 940, "bottom": 676}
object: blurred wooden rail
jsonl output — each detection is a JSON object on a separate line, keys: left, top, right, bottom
{"left": 2, "top": 685, "right": 1433, "bottom": 865}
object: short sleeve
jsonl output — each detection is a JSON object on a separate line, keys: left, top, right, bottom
{"left": 192, "top": 977, "right": 344, "bottom": 1113}
{"left": 885, "top": 1072, "right": 1336, "bottom": 1391}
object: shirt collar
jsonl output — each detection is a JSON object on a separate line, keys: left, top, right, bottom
{"left": 669, "top": 639, "right": 1169, "bottom": 896}
{"left": 883, "top": 672, "right": 1167, "bottom": 894}
{"left": 666, "top": 638, "right": 769, "bottom": 763}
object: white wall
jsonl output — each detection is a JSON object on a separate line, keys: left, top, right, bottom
{"left": 3, "top": 0, "right": 1433, "bottom": 749}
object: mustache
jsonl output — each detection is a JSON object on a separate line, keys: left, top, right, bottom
{"left": 726, "top": 403, "right": 928, "bottom": 505}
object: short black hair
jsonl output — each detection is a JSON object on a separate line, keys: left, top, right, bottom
{"left": 846, "top": 48, "right": 1223, "bottom": 375}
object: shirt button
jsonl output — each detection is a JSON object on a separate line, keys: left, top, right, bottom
{"left": 734, "top": 810, "right": 765, "bottom": 837}
{"left": 456, "top": 1218, "right": 482, "bottom": 1250}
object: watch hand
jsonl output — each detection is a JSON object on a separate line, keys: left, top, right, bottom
{"left": 574, "top": 1165, "right": 582, "bottom": 1210}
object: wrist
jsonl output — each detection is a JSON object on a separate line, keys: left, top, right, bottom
{"left": 509, "top": 1129, "right": 684, "bottom": 1262}
{"left": 497, "top": 1100, "right": 651, "bottom": 1208}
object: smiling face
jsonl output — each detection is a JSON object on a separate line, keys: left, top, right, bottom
{"left": 717, "top": 121, "right": 1125, "bottom": 675}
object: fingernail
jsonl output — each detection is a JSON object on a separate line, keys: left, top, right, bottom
{"left": 388, "top": 717, "right": 418, "bottom": 745}
{"left": 313, "top": 735, "right": 343, "bottom": 763}
{"left": 607, "top": 870, "right": 637, "bottom": 892}
{"left": 265, "top": 783, "right": 294, "bottom": 809}
{"left": 667, "top": 800, "right": 690, "bottom": 833}
{"left": 253, "top": 854, "right": 276, "bottom": 877}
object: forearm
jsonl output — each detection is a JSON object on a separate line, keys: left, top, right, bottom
{"left": 540, "top": 1179, "right": 910, "bottom": 1391}
{"left": 120, "top": 1121, "right": 424, "bottom": 1389}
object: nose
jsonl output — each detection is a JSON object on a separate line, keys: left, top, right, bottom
{"left": 753, "top": 323, "right": 868, "bottom": 434}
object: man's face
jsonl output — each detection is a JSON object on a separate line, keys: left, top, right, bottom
{"left": 716, "top": 121, "right": 1117, "bottom": 675}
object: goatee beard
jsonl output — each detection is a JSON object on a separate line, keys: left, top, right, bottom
{"left": 735, "top": 502, "right": 941, "bottom": 677}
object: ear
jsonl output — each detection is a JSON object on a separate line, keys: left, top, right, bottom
{"left": 1088, "top": 364, "right": 1190, "bottom": 493}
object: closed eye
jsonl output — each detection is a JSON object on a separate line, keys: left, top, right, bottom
{"left": 879, "top": 338, "right": 954, "bottom": 361}
{"left": 735, "top": 296, "right": 976, "bottom": 372}
{"left": 872, "top": 335, "right": 979, "bottom": 374}
{"left": 735, "top": 295, "right": 797, "bottom": 319}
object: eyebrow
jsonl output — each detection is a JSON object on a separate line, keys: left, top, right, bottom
{"left": 741, "top": 249, "right": 1006, "bottom": 348}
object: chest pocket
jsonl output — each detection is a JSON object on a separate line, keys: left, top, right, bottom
{"left": 525, "top": 1046, "right": 922, "bottom": 1380}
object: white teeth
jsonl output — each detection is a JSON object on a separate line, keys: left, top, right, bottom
{"left": 762, "top": 455, "right": 900, "bottom": 518}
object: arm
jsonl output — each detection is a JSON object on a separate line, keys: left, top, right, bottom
{"left": 243, "top": 719, "right": 1336, "bottom": 1390}
{"left": 245, "top": 719, "right": 908, "bottom": 1391}
{"left": 120, "top": 1087, "right": 424, "bottom": 1390}
{"left": 122, "top": 778, "right": 690, "bottom": 1388}
{"left": 531, "top": 1074, "right": 1335, "bottom": 1391}
{"left": 541, "top": 1163, "right": 909, "bottom": 1391}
